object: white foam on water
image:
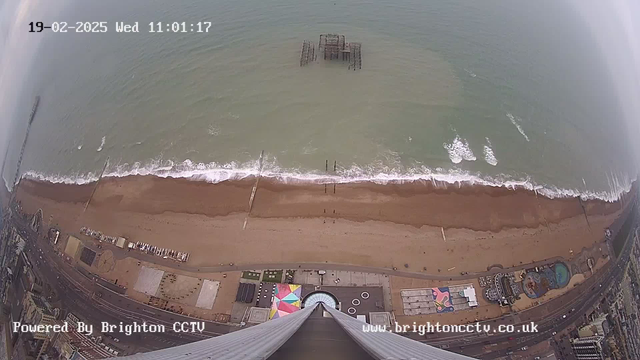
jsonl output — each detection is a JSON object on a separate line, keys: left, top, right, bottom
{"left": 443, "top": 134, "right": 476, "bottom": 164}
{"left": 97, "top": 136, "right": 106, "bottom": 152}
{"left": 77, "top": 145, "right": 82, "bottom": 150}
{"left": 2, "top": 174, "right": 10, "bottom": 193}
{"left": 506, "top": 113, "right": 530, "bottom": 142}
{"left": 483, "top": 138, "right": 498, "bottom": 166}
{"left": 207, "top": 125, "right": 220, "bottom": 136}
{"left": 302, "top": 144, "right": 318, "bottom": 155}
{"left": 19, "top": 155, "right": 634, "bottom": 203}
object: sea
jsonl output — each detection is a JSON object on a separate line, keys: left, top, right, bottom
{"left": 1, "top": 0, "right": 636, "bottom": 201}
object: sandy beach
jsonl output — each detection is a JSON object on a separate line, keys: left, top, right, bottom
{"left": 13, "top": 176, "right": 632, "bottom": 274}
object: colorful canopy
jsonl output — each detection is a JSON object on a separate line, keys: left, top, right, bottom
{"left": 269, "top": 284, "right": 302, "bottom": 319}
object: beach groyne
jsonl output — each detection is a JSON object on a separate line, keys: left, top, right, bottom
{"left": 14, "top": 175, "right": 632, "bottom": 232}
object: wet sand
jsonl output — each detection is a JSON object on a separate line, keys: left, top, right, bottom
{"left": 13, "top": 176, "right": 633, "bottom": 274}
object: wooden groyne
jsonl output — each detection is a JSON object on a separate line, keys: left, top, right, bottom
{"left": 244, "top": 150, "right": 265, "bottom": 230}
{"left": 83, "top": 157, "right": 110, "bottom": 213}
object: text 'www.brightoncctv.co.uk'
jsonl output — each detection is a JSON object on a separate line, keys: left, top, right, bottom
{"left": 362, "top": 322, "right": 539, "bottom": 336}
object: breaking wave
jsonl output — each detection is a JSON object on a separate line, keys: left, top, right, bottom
{"left": 483, "top": 138, "right": 498, "bottom": 166}
{"left": 463, "top": 68, "right": 477, "bottom": 78}
{"left": 20, "top": 155, "right": 633, "bottom": 202}
{"left": 506, "top": 113, "right": 530, "bottom": 142}
{"left": 207, "top": 125, "right": 220, "bottom": 136}
{"left": 97, "top": 136, "right": 106, "bottom": 152}
{"left": 443, "top": 135, "right": 476, "bottom": 164}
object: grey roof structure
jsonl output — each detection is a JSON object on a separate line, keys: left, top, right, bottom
{"left": 324, "top": 305, "right": 474, "bottom": 360}
{"left": 112, "top": 303, "right": 475, "bottom": 360}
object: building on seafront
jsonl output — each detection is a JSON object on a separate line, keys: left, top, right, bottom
{"left": 13, "top": 291, "right": 57, "bottom": 359}
{"left": 114, "top": 303, "right": 475, "bottom": 360}
{"left": 571, "top": 335, "right": 605, "bottom": 360}
{"left": 578, "top": 314, "right": 609, "bottom": 338}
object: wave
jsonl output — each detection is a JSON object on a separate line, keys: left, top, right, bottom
{"left": 20, "top": 156, "right": 634, "bottom": 203}
{"left": 2, "top": 174, "right": 10, "bottom": 193}
{"left": 463, "top": 68, "right": 477, "bottom": 78}
{"left": 483, "top": 138, "right": 498, "bottom": 166}
{"left": 443, "top": 134, "right": 476, "bottom": 164}
{"left": 506, "top": 113, "right": 530, "bottom": 142}
{"left": 207, "top": 125, "right": 220, "bottom": 136}
{"left": 97, "top": 136, "right": 106, "bottom": 152}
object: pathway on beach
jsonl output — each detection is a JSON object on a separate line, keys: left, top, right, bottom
{"left": 72, "top": 232, "right": 607, "bottom": 282}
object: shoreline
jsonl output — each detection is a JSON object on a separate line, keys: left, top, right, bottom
{"left": 22, "top": 165, "right": 634, "bottom": 203}
{"left": 14, "top": 175, "right": 631, "bottom": 232}
{"left": 12, "top": 175, "right": 634, "bottom": 274}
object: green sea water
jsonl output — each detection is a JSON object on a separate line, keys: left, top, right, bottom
{"left": 3, "top": 0, "right": 635, "bottom": 200}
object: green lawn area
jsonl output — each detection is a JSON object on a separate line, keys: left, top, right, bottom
{"left": 262, "top": 270, "right": 283, "bottom": 283}
{"left": 241, "top": 271, "right": 261, "bottom": 281}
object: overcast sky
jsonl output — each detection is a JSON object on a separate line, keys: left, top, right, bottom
{"left": 570, "top": 0, "right": 640, "bottom": 164}
{"left": 0, "top": 0, "right": 54, "bottom": 157}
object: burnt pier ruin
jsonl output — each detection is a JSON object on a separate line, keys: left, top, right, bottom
{"left": 300, "top": 34, "right": 362, "bottom": 70}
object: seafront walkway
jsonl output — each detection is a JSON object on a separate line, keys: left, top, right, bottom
{"left": 79, "top": 238, "right": 542, "bottom": 279}
{"left": 69, "top": 229, "right": 602, "bottom": 282}
{"left": 9, "top": 211, "right": 635, "bottom": 358}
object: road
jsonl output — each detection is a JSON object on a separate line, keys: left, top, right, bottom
{"left": 419, "top": 222, "right": 636, "bottom": 359}
{"left": 8, "top": 206, "right": 637, "bottom": 358}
